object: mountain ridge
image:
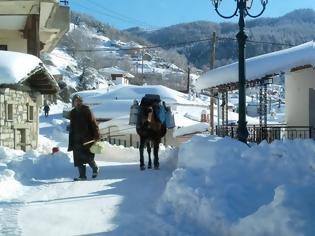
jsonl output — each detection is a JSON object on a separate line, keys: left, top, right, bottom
{"left": 125, "top": 8, "right": 315, "bottom": 69}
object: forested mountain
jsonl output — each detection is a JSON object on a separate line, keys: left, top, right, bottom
{"left": 126, "top": 9, "right": 315, "bottom": 70}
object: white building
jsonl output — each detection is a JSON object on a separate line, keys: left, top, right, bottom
{"left": 0, "top": 0, "right": 69, "bottom": 56}
{"left": 98, "top": 67, "right": 135, "bottom": 85}
{"left": 196, "top": 41, "right": 315, "bottom": 128}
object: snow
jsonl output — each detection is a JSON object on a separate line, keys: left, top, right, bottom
{"left": 76, "top": 84, "right": 208, "bottom": 106}
{"left": 73, "top": 84, "right": 213, "bottom": 131}
{"left": 92, "top": 100, "right": 134, "bottom": 120}
{"left": 71, "top": 84, "right": 262, "bottom": 136}
{"left": 41, "top": 23, "right": 199, "bottom": 99}
{"left": 196, "top": 41, "right": 315, "bottom": 90}
{"left": 42, "top": 49, "right": 81, "bottom": 89}
{"left": 157, "top": 135, "right": 315, "bottom": 236}
{"left": 173, "top": 122, "right": 209, "bottom": 137}
{"left": 0, "top": 101, "right": 315, "bottom": 235}
{"left": 73, "top": 84, "right": 209, "bottom": 116}
{"left": 0, "top": 51, "right": 43, "bottom": 84}
{"left": 99, "top": 66, "right": 127, "bottom": 75}
{"left": 0, "top": 20, "right": 308, "bottom": 235}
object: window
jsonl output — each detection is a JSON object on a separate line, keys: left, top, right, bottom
{"left": 28, "top": 105, "right": 34, "bottom": 121}
{"left": 0, "top": 45, "right": 7, "bottom": 51}
{"left": 6, "top": 104, "right": 13, "bottom": 121}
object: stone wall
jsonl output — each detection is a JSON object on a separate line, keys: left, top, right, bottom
{"left": 0, "top": 88, "right": 41, "bottom": 151}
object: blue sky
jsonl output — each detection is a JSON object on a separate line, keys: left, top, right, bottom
{"left": 69, "top": 0, "right": 315, "bottom": 30}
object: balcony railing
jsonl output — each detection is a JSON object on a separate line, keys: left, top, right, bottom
{"left": 215, "top": 125, "right": 315, "bottom": 143}
{"left": 59, "top": 0, "right": 69, "bottom": 6}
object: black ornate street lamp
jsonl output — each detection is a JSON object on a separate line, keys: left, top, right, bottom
{"left": 211, "top": 0, "right": 268, "bottom": 143}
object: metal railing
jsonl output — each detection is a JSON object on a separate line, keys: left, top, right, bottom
{"left": 59, "top": 0, "right": 69, "bottom": 6}
{"left": 215, "top": 125, "right": 315, "bottom": 143}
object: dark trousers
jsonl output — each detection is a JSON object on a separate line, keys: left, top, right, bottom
{"left": 77, "top": 159, "right": 98, "bottom": 178}
{"left": 73, "top": 143, "right": 98, "bottom": 178}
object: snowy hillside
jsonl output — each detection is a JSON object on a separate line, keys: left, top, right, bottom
{"left": 41, "top": 22, "right": 196, "bottom": 102}
{"left": 41, "top": 21, "right": 285, "bottom": 125}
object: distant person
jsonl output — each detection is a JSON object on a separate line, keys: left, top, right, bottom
{"left": 43, "top": 105, "right": 50, "bottom": 117}
{"left": 68, "top": 95, "right": 100, "bottom": 181}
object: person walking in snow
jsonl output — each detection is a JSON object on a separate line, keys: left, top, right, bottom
{"left": 43, "top": 105, "right": 50, "bottom": 117}
{"left": 68, "top": 94, "right": 100, "bottom": 181}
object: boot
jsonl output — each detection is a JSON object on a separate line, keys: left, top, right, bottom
{"left": 89, "top": 160, "right": 99, "bottom": 178}
{"left": 74, "top": 165, "right": 87, "bottom": 181}
{"left": 74, "top": 176, "right": 87, "bottom": 181}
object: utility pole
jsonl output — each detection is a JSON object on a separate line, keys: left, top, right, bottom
{"left": 187, "top": 65, "right": 190, "bottom": 94}
{"left": 141, "top": 50, "right": 144, "bottom": 77}
{"left": 210, "top": 32, "right": 216, "bottom": 134}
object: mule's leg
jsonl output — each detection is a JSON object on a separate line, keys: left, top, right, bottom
{"left": 147, "top": 141, "right": 152, "bottom": 169}
{"left": 139, "top": 136, "right": 146, "bottom": 170}
{"left": 153, "top": 139, "right": 160, "bottom": 169}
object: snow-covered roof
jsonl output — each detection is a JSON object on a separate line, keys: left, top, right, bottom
{"left": 76, "top": 84, "right": 205, "bottom": 106}
{"left": 71, "top": 84, "right": 209, "bottom": 125}
{"left": 120, "top": 41, "right": 143, "bottom": 50}
{"left": 0, "top": 51, "right": 59, "bottom": 94}
{"left": 173, "top": 122, "right": 209, "bottom": 137}
{"left": 98, "top": 67, "right": 135, "bottom": 78}
{"left": 99, "top": 67, "right": 126, "bottom": 75}
{"left": 92, "top": 100, "right": 134, "bottom": 120}
{"left": 196, "top": 41, "right": 315, "bottom": 90}
{"left": 0, "top": 51, "right": 43, "bottom": 84}
{"left": 124, "top": 72, "right": 135, "bottom": 78}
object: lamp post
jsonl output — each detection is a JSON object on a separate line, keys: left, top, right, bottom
{"left": 210, "top": 0, "right": 268, "bottom": 143}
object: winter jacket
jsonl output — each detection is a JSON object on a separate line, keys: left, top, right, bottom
{"left": 44, "top": 105, "right": 50, "bottom": 112}
{"left": 68, "top": 104, "right": 100, "bottom": 152}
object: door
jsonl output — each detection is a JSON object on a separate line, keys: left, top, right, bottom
{"left": 309, "top": 88, "right": 315, "bottom": 138}
{"left": 15, "top": 129, "right": 27, "bottom": 151}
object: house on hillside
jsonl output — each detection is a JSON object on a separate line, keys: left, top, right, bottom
{"left": 142, "top": 53, "right": 152, "bottom": 61}
{"left": 99, "top": 67, "right": 135, "bottom": 85}
{"left": 0, "top": 51, "right": 59, "bottom": 151}
{"left": 196, "top": 41, "right": 315, "bottom": 141}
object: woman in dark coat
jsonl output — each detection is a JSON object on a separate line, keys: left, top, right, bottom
{"left": 68, "top": 95, "right": 100, "bottom": 181}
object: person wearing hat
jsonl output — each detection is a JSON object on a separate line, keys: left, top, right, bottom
{"left": 68, "top": 94, "right": 100, "bottom": 181}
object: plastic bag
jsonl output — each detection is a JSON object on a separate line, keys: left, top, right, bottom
{"left": 90, "top": 141, "right": 106, "bottom": 154}
{"left": 165, "top": 107, "right": 175, "bottom": 128}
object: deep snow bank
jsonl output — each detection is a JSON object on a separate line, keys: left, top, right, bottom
{"left": 157, "top": 135, "right": 315, "bottom": 236}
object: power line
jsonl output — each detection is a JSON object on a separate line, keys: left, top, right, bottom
{"left": 218, "top": 36, "right": 295, "bottom": 47}
{"left": 71, "top": 1, "right": 159, "bottom": 31}
{"left": 63, "top": 36, "right": 296, "bottom": 53}
{"left": 84, "top": 0, "right": 160, "bottom": 30}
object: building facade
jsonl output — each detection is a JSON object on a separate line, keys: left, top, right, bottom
{"left": 0, "top": 52, "right": 59, "bottom": 151}
{"left": 0, "top": 0, "right": 69, "bottom": 150}
{"left": 0, "top": 0, "right": 69, "bottom": 56}
{"left": 0, "top": 88, "right": 42, "bottom": 151}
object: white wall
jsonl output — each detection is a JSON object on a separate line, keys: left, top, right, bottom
{"left": 113, "top": 77, "right": 129, "bottom": 85}
{"left": 0, "top": 30, "right": 27, "bottom": 52}
{"left": 286, "top": 67, "right": 315, "bottom": 126}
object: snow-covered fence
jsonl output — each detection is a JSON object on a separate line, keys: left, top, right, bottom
{"left": 215, "top": 125, "right": 315, "bottom": 143}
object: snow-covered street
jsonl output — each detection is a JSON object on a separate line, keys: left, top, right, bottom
{"left": 0, "top": 107, "right": 178, "bottom": 235}
{"left": 8, "top": 162, "right": 174, "bottom": 235}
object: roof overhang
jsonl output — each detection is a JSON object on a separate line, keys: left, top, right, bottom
{"left": 196, "top": 41, "right": 315, "bottom": 91}
{"left": 0, "top": 0, "right": 69, "bottom": 53}
{"left": 0, "top": 50, "right": 59, "bottom": 94}
{"left": 22, "top": 66, "right": 60, "bottom": 94}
